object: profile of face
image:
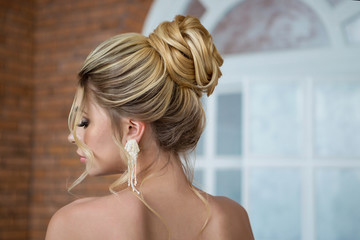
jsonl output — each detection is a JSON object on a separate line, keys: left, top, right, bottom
{"left": 67, "top": 98, "right": 126, "bottom": 176}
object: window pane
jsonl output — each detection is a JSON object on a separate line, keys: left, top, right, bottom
{"left": 194, "top": 169, "right": 204, "bottom": 189}
{"left": 196, "top": 134, "right": 205, "bottom": 156}
{"left": 343, "top": 13, "right": 360, "bottom": 45}
{"left": 196, "top": 97, "right": 207, "bottom": 156}
{"left": 314, "top": 81, "right": 360, "bottom": 157}
{"left": 315, "top": 168, "right": 360, "bottom": 240}
{"left": 249, "top": 168, "right": 301, "bottom": 240}
{"left": 249, "top": 81, "right": 303, "bottom": 157}
{"left": 216, "top": 93, "right": 242, "bottom": 155}
{"left": 215, "top": 169, "right": 241, "bottom": 203}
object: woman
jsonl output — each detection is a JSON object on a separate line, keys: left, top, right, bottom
{"left": 45, "top": 15, "right": 254, "bottom": 240}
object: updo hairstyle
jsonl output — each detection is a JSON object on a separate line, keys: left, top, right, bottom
{"left": 68, "top": 15, "right": 223, "bottom": 188}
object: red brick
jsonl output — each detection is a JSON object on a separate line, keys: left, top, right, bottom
{"left": 1, "top": 0, "right": 153, "bottom": 239}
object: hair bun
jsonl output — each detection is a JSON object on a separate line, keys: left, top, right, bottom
{"left": 148, "top": 15, "right": 223, "bottom": 96}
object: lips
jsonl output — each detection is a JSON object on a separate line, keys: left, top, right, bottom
{"left": 80, "top": 156, "right": 87, "bottom": 163}
{"left": 77, "top": 151, "right": 87, "bottom": 163}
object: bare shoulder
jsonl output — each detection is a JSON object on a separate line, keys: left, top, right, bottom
{"left": 45, "top": 191, "right": 146, "bottom": 240}
{"left": 204, "top": 195, "right": 254, "bottom": 240}
{"left": 45, "top": 197, "right": 97, "bottom": 240}
{"left": 210, "top": 195, "right": 249, "bottom": 221}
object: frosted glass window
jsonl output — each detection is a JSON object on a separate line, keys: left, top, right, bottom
{"left": 314, "top": 81, "right": 360, "bottom": 157}
{"left": 343, "top": 13, "right": 360, "bottom": 44}
{"left": 315, "top": 168, "right": 360, "bottom": 240}
{"left": 196, "top": 97, "right": 206, "bottom": 156}
{"left": 196, "top": 135, "right": 205, "bottom": 156}
{"left": 215, "top": 169, "right": 241, "bottom": 203}
{"left": 249, "top": 81, "right": 303, "bottom": 157}
{"left": 249, "top": 168, "right": 301, "bottom": 240}
{"left": 194, "top": 169, "right": 204, "bottom": 189}
{"left": 216, "top": 93, "right": 242, "bottom": 155}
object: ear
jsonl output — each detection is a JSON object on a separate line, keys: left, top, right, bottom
{"left": 121, "top": 118, "right": 145, "bottom": 145}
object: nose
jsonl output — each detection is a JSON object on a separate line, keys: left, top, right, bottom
{"left": 68, "top": 132, "right": 75, "bottom": 144}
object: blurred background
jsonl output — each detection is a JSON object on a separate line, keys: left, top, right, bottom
{"left": 0, "top": 0, "right": 359, "bottom": 239}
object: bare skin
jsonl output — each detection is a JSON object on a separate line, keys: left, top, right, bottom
{"left": 45, "top": 162, "right": 254, "bottom": 240}
{"left": 45, "top": 99, "right": 254, "bottom": 240}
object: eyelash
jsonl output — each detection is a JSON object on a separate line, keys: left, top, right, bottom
{"left": 77, "top": 118, "right": 89, "bottom": 129}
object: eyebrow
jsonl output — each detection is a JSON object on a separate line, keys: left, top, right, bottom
{"left": 74, "top": 107, "right": 88, "bottom": 115}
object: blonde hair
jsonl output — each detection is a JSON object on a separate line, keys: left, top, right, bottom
{"left": 68, "top": 15, "right": 223, "bottom": 236}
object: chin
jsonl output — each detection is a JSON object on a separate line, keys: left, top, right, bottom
{"left": 86, "top": 165, "right": 104, "bottom": 176}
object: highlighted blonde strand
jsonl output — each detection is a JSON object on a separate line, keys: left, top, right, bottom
{"left": 68, "top": 15, "right": 223, "bottom": 239}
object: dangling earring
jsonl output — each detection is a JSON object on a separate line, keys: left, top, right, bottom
{"left": 124, "top": 139, "right": 140, "bottom": 194}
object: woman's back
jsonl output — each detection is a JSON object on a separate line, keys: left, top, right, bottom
{"left": 47, "top": 160, "right": 253, "bottom": 240}
{"left": 46, "top": 189, "right": 253, "bottom": 240}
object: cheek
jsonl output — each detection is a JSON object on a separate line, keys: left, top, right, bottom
{"left": 84, "top": 128, "right": 111, "bottom": 153}
{"left": 84, "top": 127, "right": 122, "bottom": 165}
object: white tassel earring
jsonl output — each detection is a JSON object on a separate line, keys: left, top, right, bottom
{"left": 124, "top": 139, "right": 140, "bottom": 194}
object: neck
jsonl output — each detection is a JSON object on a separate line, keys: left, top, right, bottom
{"left": 137, "top": 149, "right": 192, "bottom": 195}
{"left": 133, "top": 124, "right": 193, "bottom": 195}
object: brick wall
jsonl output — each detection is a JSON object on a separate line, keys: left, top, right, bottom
{"left": 31, "top": 0, "right": 153, "bottom": 239}
{"left": 0, "top": 0, "right": 153, "bottom": 239}
{"left": 0, "top": 1, "right": 35, "bottom": 239}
